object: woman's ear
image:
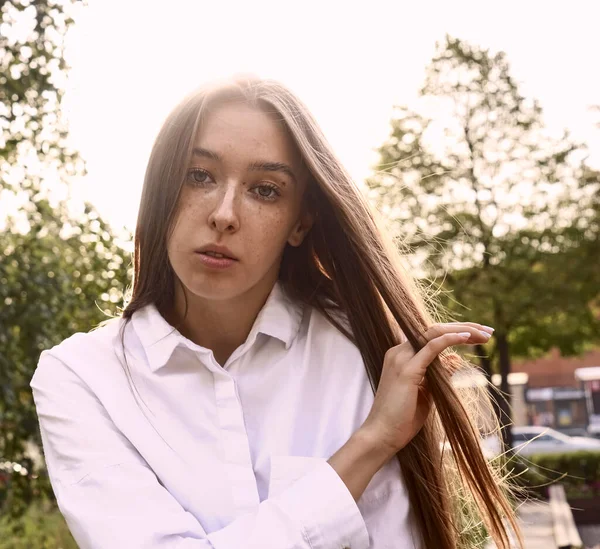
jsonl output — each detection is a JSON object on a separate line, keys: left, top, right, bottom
{"left": 287, "top": 210, "right": 314, "bottom": 247}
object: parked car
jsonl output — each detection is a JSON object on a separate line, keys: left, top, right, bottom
{"left": 441, "top": 436, "right": 506, "bottom": 460}
{"left": 482, "top": 426, "right": 600, "bottom": 457}
{"left": 513, "top": 426, "right": 600, "bottom": 455}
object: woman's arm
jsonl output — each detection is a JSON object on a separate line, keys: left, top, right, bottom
{"left": 31, "top": 352, "right": 371, "bottom": 549}
{"left": 327, "top": 428, "right": 394, "bottom": 502}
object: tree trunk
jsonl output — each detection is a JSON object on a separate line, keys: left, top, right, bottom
{"left": 496, "top": 333, "right": 514, "bottom": 450}
{"left": 477, "top": 344, "right": 492, "bottom": 379}
{"left": 475, "top": 344, "right": 503, "bottom": 434}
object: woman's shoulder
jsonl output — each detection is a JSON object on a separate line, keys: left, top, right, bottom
{"left": 30, "top": 317, "right": 138, "bottom": 426}
{"left": 46, "top": 316, "right": 124, "bottom": 357}
{"left": 33, "top": 316, "right": 126, "bottom": 382}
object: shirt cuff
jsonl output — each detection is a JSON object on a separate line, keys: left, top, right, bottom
{"left": 271, "top": 459, "right": 370, "bottom": 549}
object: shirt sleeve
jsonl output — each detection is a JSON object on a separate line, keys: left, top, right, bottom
{"left": 31, "top": 352, "right": 370, "bottom": 549}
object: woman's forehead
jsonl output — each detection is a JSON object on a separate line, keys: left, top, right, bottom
{"left": 193, "top": 101, "right": 308, "bottom": 179}
{"left": 197, "top": 102, "right": 286, "bottom": 144}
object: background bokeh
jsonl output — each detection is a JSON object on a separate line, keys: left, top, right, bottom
{"left": 1, "top": 0, "right": 599, "bottom": 546}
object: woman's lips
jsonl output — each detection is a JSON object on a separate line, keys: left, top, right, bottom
{"left": 195, "top": 252, "right": 237, "bottom": 270}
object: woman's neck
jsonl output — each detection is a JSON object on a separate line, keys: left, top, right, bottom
{"left": 167, "top": 279, "right": 276, "bottom": 366}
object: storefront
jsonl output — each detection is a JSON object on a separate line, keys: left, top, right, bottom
{"left": 526, "top": 386, "right": 588, "bottom": 435}
{"left": 575, "top": 366, "right": 600, "bottom": 437}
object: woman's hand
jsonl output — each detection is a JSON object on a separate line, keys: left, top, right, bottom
{"left": 360, "top": 322, "right": 494, "bottom": 458}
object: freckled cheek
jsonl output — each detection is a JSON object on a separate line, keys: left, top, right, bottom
{"left": 182, "top": 200, "right": 206, "bottom": 221}
{"left": 168, "top": 209, "right": 198, "bottom": 257}
{"left": 242, "top": 208, "right": 294, "bottom": 260}
{"left": 174, "top": 205, "right": 207, "bottom": 237}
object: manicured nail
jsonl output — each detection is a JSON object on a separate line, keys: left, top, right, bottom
{"left": 479, "top": 330, "right": 492, "bottom": 339}
{"left": 458, "top": 332, "right": 471, "bottom": 338}
{"left": 481, "top": 325, "right": 495, "bottom": 333}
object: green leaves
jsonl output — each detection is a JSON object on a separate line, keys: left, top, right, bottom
{"left": 0, "top": 0, "right": 131, "bottom": 521}
{"left": 369, "top": 36, "right": 600, "bottom": 450}
{"left": 369, "top": 35, "right": 600, "bottom": 357}
{"left": 0, "top": 194, "right": 132, "bottom": 516}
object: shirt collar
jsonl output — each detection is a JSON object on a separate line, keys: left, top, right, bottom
{"left": 131, "top": 281, "right": 304, "bottom": 373}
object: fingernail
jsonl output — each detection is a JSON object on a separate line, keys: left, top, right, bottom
{"left": 479, "top": 330, "right": 492, "bottom": 339}
{"left": 481, "top": 325, "right": 495, "bottom": 333}
{"left": 458, "top": 332, "right": 471, "bottom": 338}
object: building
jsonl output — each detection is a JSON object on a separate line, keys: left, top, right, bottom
{"left": 512, "top": 347, "right": 600, "bottom": 436}
{"left": 451, "top": 347, "right": 600, "bottom": 437}
{"left": 575, "top": 366, "right": 600, "bottom": 437}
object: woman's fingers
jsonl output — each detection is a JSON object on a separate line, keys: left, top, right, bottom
{"left": 399, "top": 332, "right": 472, "bottom": 383}
{"left": 368, "top": 321, "right": 494, "bottom": 454}
{"left": 424, "top": 323, "right": 493, "bottom": 343}
{"left": 444, "top": 321, "right": 494, "bottom": 333}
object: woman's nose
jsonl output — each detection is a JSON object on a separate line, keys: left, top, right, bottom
{"left": 208, "top": 187, "right": 240, "bottom": 233}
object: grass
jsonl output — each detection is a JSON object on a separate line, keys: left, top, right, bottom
{"left": 0, "top": 503, "right": 77, "bottom": 549}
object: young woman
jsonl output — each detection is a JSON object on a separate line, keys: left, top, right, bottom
{"left": 31, "top": 76, "right": 521, "bottom": 548}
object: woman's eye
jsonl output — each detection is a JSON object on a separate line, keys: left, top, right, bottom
{"left": 252, "top": 184, "right": 280, "bottom": 200}
{"left": 187, "top": 169, "right": 213, "bottom": 185}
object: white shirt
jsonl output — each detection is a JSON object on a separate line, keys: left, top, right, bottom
{"left": 31, "top": 282, "right": 418, "bottom": 549}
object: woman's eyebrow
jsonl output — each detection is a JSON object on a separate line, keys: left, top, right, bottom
{"left": 248, "top": 161, "right": 297, "bottom": 184}
{"left": 192, "top": 147, "right": 297, "bottom": 185}
{"left": 192, "top": 147, "right": 220, "bottom": 161}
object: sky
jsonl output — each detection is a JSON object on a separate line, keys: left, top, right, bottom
{"left": 60, "top": 0, "right": 600, "bottom": 231}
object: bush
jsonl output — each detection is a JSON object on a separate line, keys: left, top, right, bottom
{"left": 0, "top": 502, "right": 77, "bottom": 549}
{"left": 511, "top": 450, "right": 600, "bottom": 500}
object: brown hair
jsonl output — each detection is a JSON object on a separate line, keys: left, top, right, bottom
{"left": 121, "top": 75, "right": 522, "bottom": 548}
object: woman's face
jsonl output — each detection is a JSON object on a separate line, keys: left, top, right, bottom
{"left": 167, "top": 100, "right": 312, "bottom": 303}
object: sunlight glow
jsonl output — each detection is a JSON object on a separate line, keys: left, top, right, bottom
{"left": 60, "top": 0, "right": 600, "bottom": 231}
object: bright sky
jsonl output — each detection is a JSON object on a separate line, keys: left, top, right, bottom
{"left": 61, "top": 0, "right": 600, "bottom": 231}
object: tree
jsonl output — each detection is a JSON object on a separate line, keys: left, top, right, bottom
{"left": 1, "top": 0, "right": 81, "bottom": 185}
{"left": 0, "top": 200, "right": 131, "bottom": 518}
{"left": 0, "top": 0, "right": 131, "bottom": 528}
{"left": 367, "top": 35, "right": 600, "bottom": 449}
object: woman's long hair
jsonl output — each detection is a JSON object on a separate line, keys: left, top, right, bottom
{"left": 121, "top": 76, "right": 522, "bottom": 548}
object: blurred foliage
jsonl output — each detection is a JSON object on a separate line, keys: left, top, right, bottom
{"left": 1, "top": 0, "right": 79, "bottom": 172}
{"left": 0, "top": 197, "right": 131, "bottom": 518}
{"left": 454, "top": 471, "right": 494, "bottom": 548}
{"left": 513, "top": 450, "right": 600, "bottom": 500}
{"left": 368, "top": 35, "right": 600, "bottom": 448}
{"left": 0, "top": 500, "right": 77, "bottom": 548}
{"left": 0, "top": 0, "right": 131, "bottom": 536}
